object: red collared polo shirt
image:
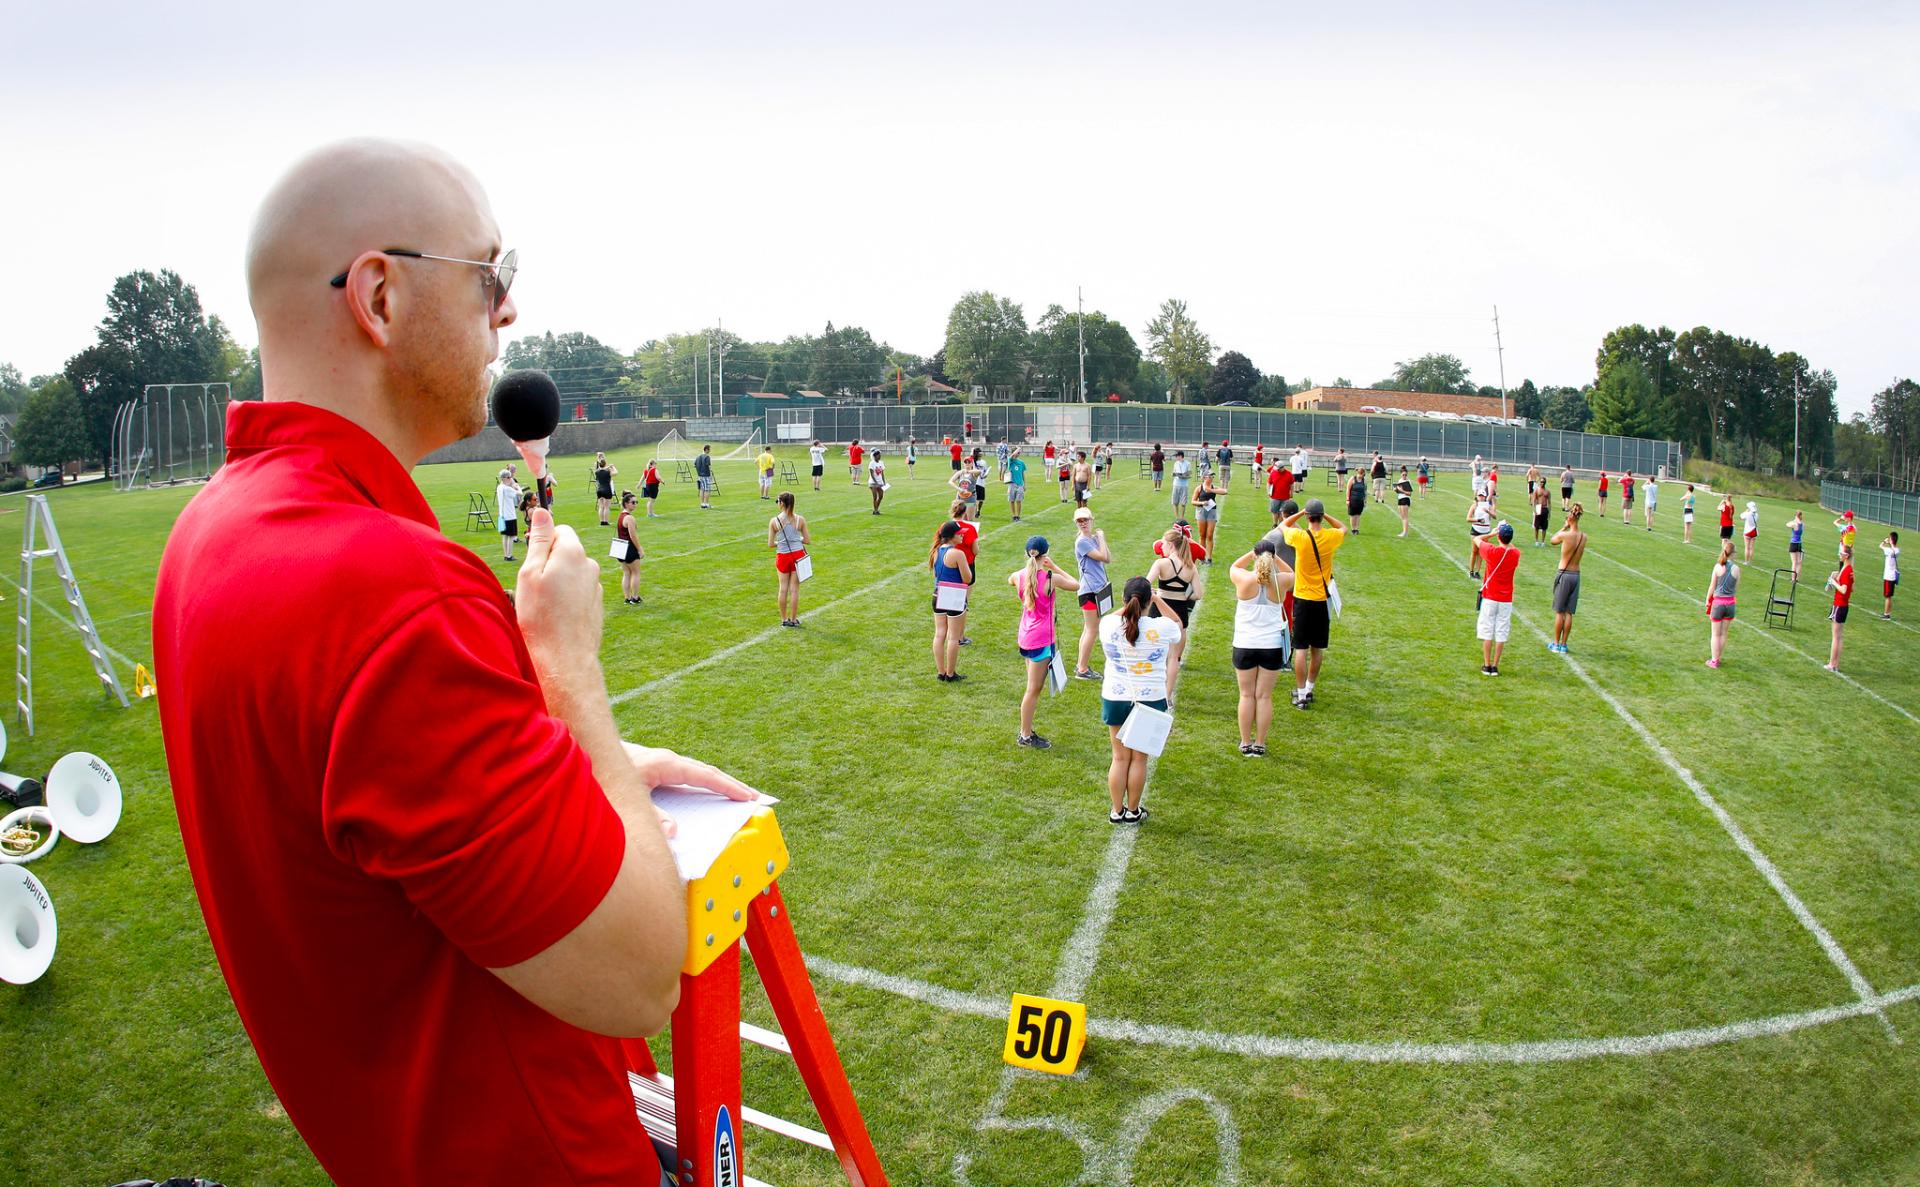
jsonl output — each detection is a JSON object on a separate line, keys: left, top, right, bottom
{"left": 152, "top": 400, "right": 649, "bottom": 1185}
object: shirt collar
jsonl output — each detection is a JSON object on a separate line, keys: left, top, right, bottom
{"left": 224, "top": 400, "right": 438, "bottom": 530}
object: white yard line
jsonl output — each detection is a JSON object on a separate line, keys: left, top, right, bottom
{"left": 608, "top": 502, "right": 1068, "bottom": 706}
{"left": 0, "top": 572, "right": 139, "bottom": 673}
{"left": 1408, "top": 518, "right": 1896, "bottom": 1041}
{"left": 802, "top": 954, "right": 1920, "bottom": 1065}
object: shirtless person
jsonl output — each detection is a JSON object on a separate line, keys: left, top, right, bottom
{"left": 1071, "top": 450, "right": 1094, "bottom": 510}
{"left": 1548, "top": 503, "right": 1588, "bottom": 653}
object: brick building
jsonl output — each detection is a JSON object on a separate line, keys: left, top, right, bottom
{"left": 1289, "top": 386, "right": 1508, "bottom": 419}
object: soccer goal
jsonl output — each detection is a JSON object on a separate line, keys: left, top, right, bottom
{"left": 654, "top": 429, "right": 693, "bottom": 464}
{"left": 716, "top": 427, "right": 765, "bottom": 461}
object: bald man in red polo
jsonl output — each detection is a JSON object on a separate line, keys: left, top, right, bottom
{"left": 152, "top": 140, "right": 752, "bottom": 1185}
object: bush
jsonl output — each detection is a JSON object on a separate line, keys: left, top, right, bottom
{"left": 0, "top": 476, "right": 28, "bottom": 493}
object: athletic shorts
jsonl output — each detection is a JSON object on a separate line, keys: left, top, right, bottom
{"left": 1293, "top": 598, "right": 1331, "bottom": 649}
{"left": 1623, "top": 495, "right": 1634, "bottom": 507}
{"left": 1019, "top": 643, "right": 1056, "bottom": 663}
{"left": 1476, "top": 598, "right": 1515, "bottom": 642}
{"left": 811, "top": 464, "right": 824, "bottom": 477}
{"left": 1552, "top": 569, "right": 1581, "bottom": 615}
{"left": 1197, "top": 504, "right": 1219, "bottom": 522}
{"left": 1231, "top": 644, "right": 1290, "bottom": 671}
{"left": 1161, "top": 598, "right": 1194, "bottom": 627}
{"left": 1399, "top": 496, "right": 1411, "bottom": 507}
{"left": 1007, "top": 483, "right": 1025, "bottom": 501}
{"left": 1789, "top": 541, "right": 1803, "bottom": 553}
{"left": 1074, "top": 484, "right": 1088, "bottom": 501}
{"left": 642, "top": 483, "right": 659, "bottom": 499}
{"left": 1745, "top": 530, "right": 1757, "bottom": 540}
{"left": 1832, "top": 604, "right": 1850, "bottom": 624}
{"left": 1347, "top": 504, "right": 1364, "bottom": 518}
{"left": 1561, "top": 486, "right": 1572, "bottom": 499}
{"left": 775, "top": 550, "right": 805, "bottom": 575}
{"left": 1420, "top": 474, "right": 1430, "bottom": 485}
{"left": 1711, "top": 600, "right": 1736, "bottom": 622}
{"left": 1885, "top": 579, "right": 1898, "bottom": 598}
{"left": 499, "top": 517, "right": 518, "bottom": 538}
{"left": 1171, "top": 482, "right": 1190, "bottom": 503}
{"left": 1720, "top": 525, "right": 1734, "bottom": 539}
{"left": 1270, "top": 498, "right": 1287, "bottom": 515}
{"left": 951, "top": 458, "right": 962, "bottom": 470}
{"left": 1102, "top": 696, "right": 1168, "bottom": 729}
{"left": 1534, "top": 510, "right": 1549, "bottom": 530}
{"left": 1078, "top": 585, "right": 1109, "bottom": 611}
{"left": 1683, "top": 511, "right": 1694, "bottom": 523}
{"left": 698, "top": 476, "right": 714, "bottom": 492}
{"left": 933, "top": 597, "right": 966, "bottom": 618}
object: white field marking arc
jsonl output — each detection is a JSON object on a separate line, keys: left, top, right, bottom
{"left": 1430, "top": 486, "right": 1918, "bottom": 723}
{"left": 804, "top": 955, "right": 1920, "bottom": 1066}
{"left": 0, "top": 572, "right": 138, "bottom": 674}
{"left": 608, "top": 499, "right": 1071, "bottom": 706}
{"left": 1583, "top": 549, "right": 1920, "bottom": 727}
{"left": 1409, "top": 518, "right": 1897, "bottom": 1041}
{"left": 954, "top": 576, "right": 1212, "bottom": 1184}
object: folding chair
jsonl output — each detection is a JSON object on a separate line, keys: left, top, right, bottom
{"left": 780, "top": 460, "right": 800, "bottom": 485}
{"left": 676, "top": 460, "right": 695, "bottom": 483}
{"left": 1765, "top": 569, "right": 1797, "bottom": 629}
{"left": 465, "top": 492, "right": 492, "bottom": 533}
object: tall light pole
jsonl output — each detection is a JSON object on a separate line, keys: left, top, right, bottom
{"left": 1076, "top": 286, "right": 1087, "bottom": 404}
{"left": 1493, "top": 304, "right": 1509, "bottom": 421}
{"left": 1792, "top": 373, "right": 1804, "bottom": 480}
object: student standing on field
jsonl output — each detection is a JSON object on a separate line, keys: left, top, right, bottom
{"left": 495, "top": 467, "right": 522, "bottom": 560}
{"left": 1718, "top": 493, "right": 1735, "bottom": 543}
{"left": 1643, "top": 474, "right": 1659, "bottom": 530}
{"left": 1395, "top": 467, "right": 1414, "bottom": 537}
{"left": 1192, "top": 471, "right": 1223, "bottom": 559}
{"left": 1785, "top": 510, "right": 1806, "bottom": 579}
{"left": 1742, "top": 501, "right": 1760, "bottom": 563}
{"left": 1170, "top": 450, "right": 1192, "bottom": 514}
{"left": 1345, "top": 469, "right": 1368, "bottom": 535}
{"left": 1826, "top": 547, "right": 1854, "bottom": 672}
{"left": 1010, "top": 537, "right": 1080, "bottom": 750}
{"left": 905, "top": 437, "right": 917, "bottom": 479}
{"left": 1548, "top": 504, "right": 1587, "bottom": 653}
{"left": 1531, "top": 482, "right": 1551, "bottom": 546}
{"left": 1835, "top": 510, "right": 1858, "bottom": 560}
{"left": 929, "top": 520, "right": 973, "bottom": 682}
{"left": 1057, "top": 448, "right": 1074, "bottom": 503}
{"left": 847, "top": 439, "right": 864, "bottom": 484}
{"left": 694, "top": 445, "right": 715, "bottom": 509}
{"left": 1230, "top": 539, "right": 1294, "bottom": 756}
{"left": 768, "top": 491, "right": 809, "bottom": 626}
{"left": 868, "top": 450, "right": 888, "bottom": 514}
{"left": 1071, "top": 508, "right": 1111, "bottom": 680}
{"left": 1217, "top": 440, "right": 1234, "bottom": 488}
{"left": 1475, "top": 522, "right": 1520, "bottom": 676}
{"left": 1147, "top": 527, "right": 1201, "bottom": 691}
{"left": 1150, "top": 442, "right": 1165, "bottom": 491}
{"left": 1620, "top": 470, "right": 1635, "bottom": 524}
{"left": 1466, "top": 490, "right": 1495, "bottom": 577}
{"left": 757, "top": 444, "right": 777, "bottom": 500}
{"left": 592, "top": 452, "right": 617, "bottom": 525}
{"left": 1880, "top": 532, "right": 1900, "bottom": 620}
{"left": 1681, "top": 484, "right": 1696, "bottom": 543}
{"left": 614, "top": 491, "right": 645, "bottom": 605}
{"left": 1370, "top": 451, "right": 1388, "bottom": 503}
{"left": 949, "top": 460, "right": 978, "bottom": 521}
{"left": 808, "top": 439, "right": 827, "bottom": 491}
{"left": 1335, "top": 448, "right": 1349, "bottom": 486}
{"left": 1560, "top": 465, "right": 1574, "bottom": 510}
{"left": 1706, "top": 540, "right": 1740, "bottom": 669}
{"left": 1279, "top": 500, "right": 1346, "bottom": 710}
{"left": 641, "top": 458, "right": 662, "bottom": 517}
{"left": 1597, "top": 470, "right": 1610, "bottom": 514}
{"left": 1099, "top": 577, "right": 1182, "bottom": 824}
{"left": 1072, "top": 450, "right": 1094, "bottom": 510}
{"left": 1006, "top": 448, "right": 1028, "bottom": 521}
{"left": 1417, "top": 456, "right": 1431, "bottom": 499}
{"left": 1268, "top": 460, "right": 1295, "bottom": 527}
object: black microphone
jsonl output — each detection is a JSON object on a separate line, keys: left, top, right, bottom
{"left": 491, "top": 369, "right": 560, "bottom": 480}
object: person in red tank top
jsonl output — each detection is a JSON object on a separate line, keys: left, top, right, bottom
{"left": 1827, "top": 547, "right": 1855, "bottom": 671}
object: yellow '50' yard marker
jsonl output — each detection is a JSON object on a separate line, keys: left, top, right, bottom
{"left": 1002, "top": 993, "right": 1087, "bottom": 1075}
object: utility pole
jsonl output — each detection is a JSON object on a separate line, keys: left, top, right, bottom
{"left": 1492, "top": 304, "right": 1509, "bottom": 421}
{"left": 1076, "top": 286, "right": 1087, "bottom": 404}
{"left": 716, "top": 317, "right": 726, "bottom": 417}
{"left": 1792, "top": 373, "right": 1803, "bottom": 480}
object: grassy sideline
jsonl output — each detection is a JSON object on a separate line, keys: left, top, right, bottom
{"left": 0, "top": 439, "right": 1916, "bottom": 1185}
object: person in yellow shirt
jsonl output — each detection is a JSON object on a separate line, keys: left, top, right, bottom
{"left": 1278, "top": 498, "right": 1347, "bottom": 710}
{"left": 757, "top": 447, "right": 778, "bottom": 499}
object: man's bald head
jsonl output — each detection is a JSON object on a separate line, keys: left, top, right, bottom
{"left": 246, "top": 139, "right": 514, "bottom": 463}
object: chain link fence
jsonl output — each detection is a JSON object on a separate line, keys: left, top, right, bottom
{"left": 1821, "top": 480, "right": 1920, "bottom": 530}
{"left": 765, "top": 403, "right": 1680, "bottom": 477}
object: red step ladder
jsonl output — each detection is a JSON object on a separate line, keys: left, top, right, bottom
{"left": 623, "top": 807, "right": 888, "bottom": 1187}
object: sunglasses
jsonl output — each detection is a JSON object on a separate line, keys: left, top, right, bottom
{"left": 330, "top": 247, "right": 518, "bottom": 310}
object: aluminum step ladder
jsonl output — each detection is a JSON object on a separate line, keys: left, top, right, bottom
{"left": 16, "top": 494, "right": 129, "bottom": 736}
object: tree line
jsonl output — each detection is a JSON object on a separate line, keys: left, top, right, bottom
{"left": 6, "top": 271, "right": 1909, "bottom": 491}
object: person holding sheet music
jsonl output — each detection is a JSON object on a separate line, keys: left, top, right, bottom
{"left": 770, "top": 492, "right": 811, "bottom": 627}
{"left": 1280, "top": 499, "right": 1346, "bottom": 710}
{"left": 1147, "top": 527, "right": 1200, "bottom": 695}
{"left": 614, "top": 491, "right": 645, "bottom": 605}
{"left": 1071, "top": 508, "right": 1112, "bottom": 681}
{"left": 641, "top": 458, "right": 661, "bottom": 517}
{"left": 930, "top": 520, "right": 974, "bottom": 681}
{"left": 592, "top": 452, "right": 617, "bottom": 525}
{"left": 1010, "top": 536, "right": 1081, "bottom": 750}
{"left": 948, "top": 459, "right": 979, "bottom": 521}
{"left": 495, "top": 467, "right": 522, "bottom": 560}
{"left": 1230, "top": 540, "right": 1294, "bottom": 757}
{"left": 868, "top": 450, "right": 888, "bottom": 514}
{"left": 1100, "top": 576, "right": 1183, "bottom": 823}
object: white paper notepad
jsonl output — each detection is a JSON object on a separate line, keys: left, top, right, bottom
{"left": 651, "top": 785, "right": 780, "bottom": 882}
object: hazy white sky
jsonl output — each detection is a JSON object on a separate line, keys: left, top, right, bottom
{"left": 3, "top": 1, "right": 1914, "bottom": 414}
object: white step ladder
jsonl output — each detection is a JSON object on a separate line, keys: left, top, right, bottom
{"left": 16, "top": 494, "right": 129, "bottom": 736}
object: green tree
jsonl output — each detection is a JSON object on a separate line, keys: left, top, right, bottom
{"left": 1144, "top": 298, "right": 1213, "bottom": 403}
{"left": 1134, "top": 360, "right": 1174, "bottom": 404}
{"left": 805, "top": 322, "right": 889, "bottom": 397}
{"left": 1203, "top": 351, "right": 1260, "bottom": 405}
{"left": 1870, "top": 377, "right": 1920, "bottom": 487}
{"left": 1588, "top": 358, "right": 1660, "bottom": 437}
{"left": 943, "top": 291, "right": 1029, "bottom": 395}
{"left": 1539, "top": 385, "right": 1592, "bottom": 432}
{"left": 1511, "top": 379, "right": 1543, "bottom": 422}
{"left": 13, "top": 377, "right": 90, "bottom": 470}
{"left": 1391, "top": 353, "right": 1471, "bottom": 394}
{"left": 63, "top": 269, "right": 224, "bottom": 466}
{"left": 1832, "top": 414, "right": 1885, "bottom": 480}
{"left": 1250, "top": 374, "right": 1290, "bottom": 407}
{"left": 0, "top": 364, "right": 29, "bottom": 415}
{"left": 503, "top": 331, "right": 629, "bottom": 402}
{"left": 1027, "top": 306, "right": 1141, "bottom": 401}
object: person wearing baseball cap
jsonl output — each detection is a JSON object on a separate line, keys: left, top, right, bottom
{"left": 1476, "top": 521, "right": 1522, "bottom": 675}
{"left": 1009, "top": 534, "right": 1081, "bottom": 749}
{"left": 1834, "top": 510, "right": 1858, "bottom": 560}
{"left": 1070, "top": 507, "right": 1112, "bottom": 680}
{"left": 1277, "top": 498, "right": 1346, "bottom": 708}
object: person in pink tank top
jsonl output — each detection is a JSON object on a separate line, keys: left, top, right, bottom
{"left": 1008, "top": 535, "right": 1080, "bottom": 750}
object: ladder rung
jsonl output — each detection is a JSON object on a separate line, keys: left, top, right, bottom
{"left": 630, "top": 1070, "right": 835, "bottom": 1154}
{"left": 740, "top": 1022, "right": 792, "bottom": 1056}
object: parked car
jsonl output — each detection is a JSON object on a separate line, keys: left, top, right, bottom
{"left": 32, "top": 470, "right": 63, "bottom": 488}
{"left": 1219, "top": 400, "right": 1251, "bottom": 407}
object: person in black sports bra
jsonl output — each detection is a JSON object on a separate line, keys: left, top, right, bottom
{"left": 1147, "top": 526, "right": 1199, "bottom": 693}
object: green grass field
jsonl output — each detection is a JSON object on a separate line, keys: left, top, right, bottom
{"left": 3, "top": 439, "right": 1917, "bottom": 1186}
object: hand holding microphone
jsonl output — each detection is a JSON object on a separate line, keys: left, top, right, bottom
{"left": 492, "top": 368, "right": 560, "bottom": 483}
